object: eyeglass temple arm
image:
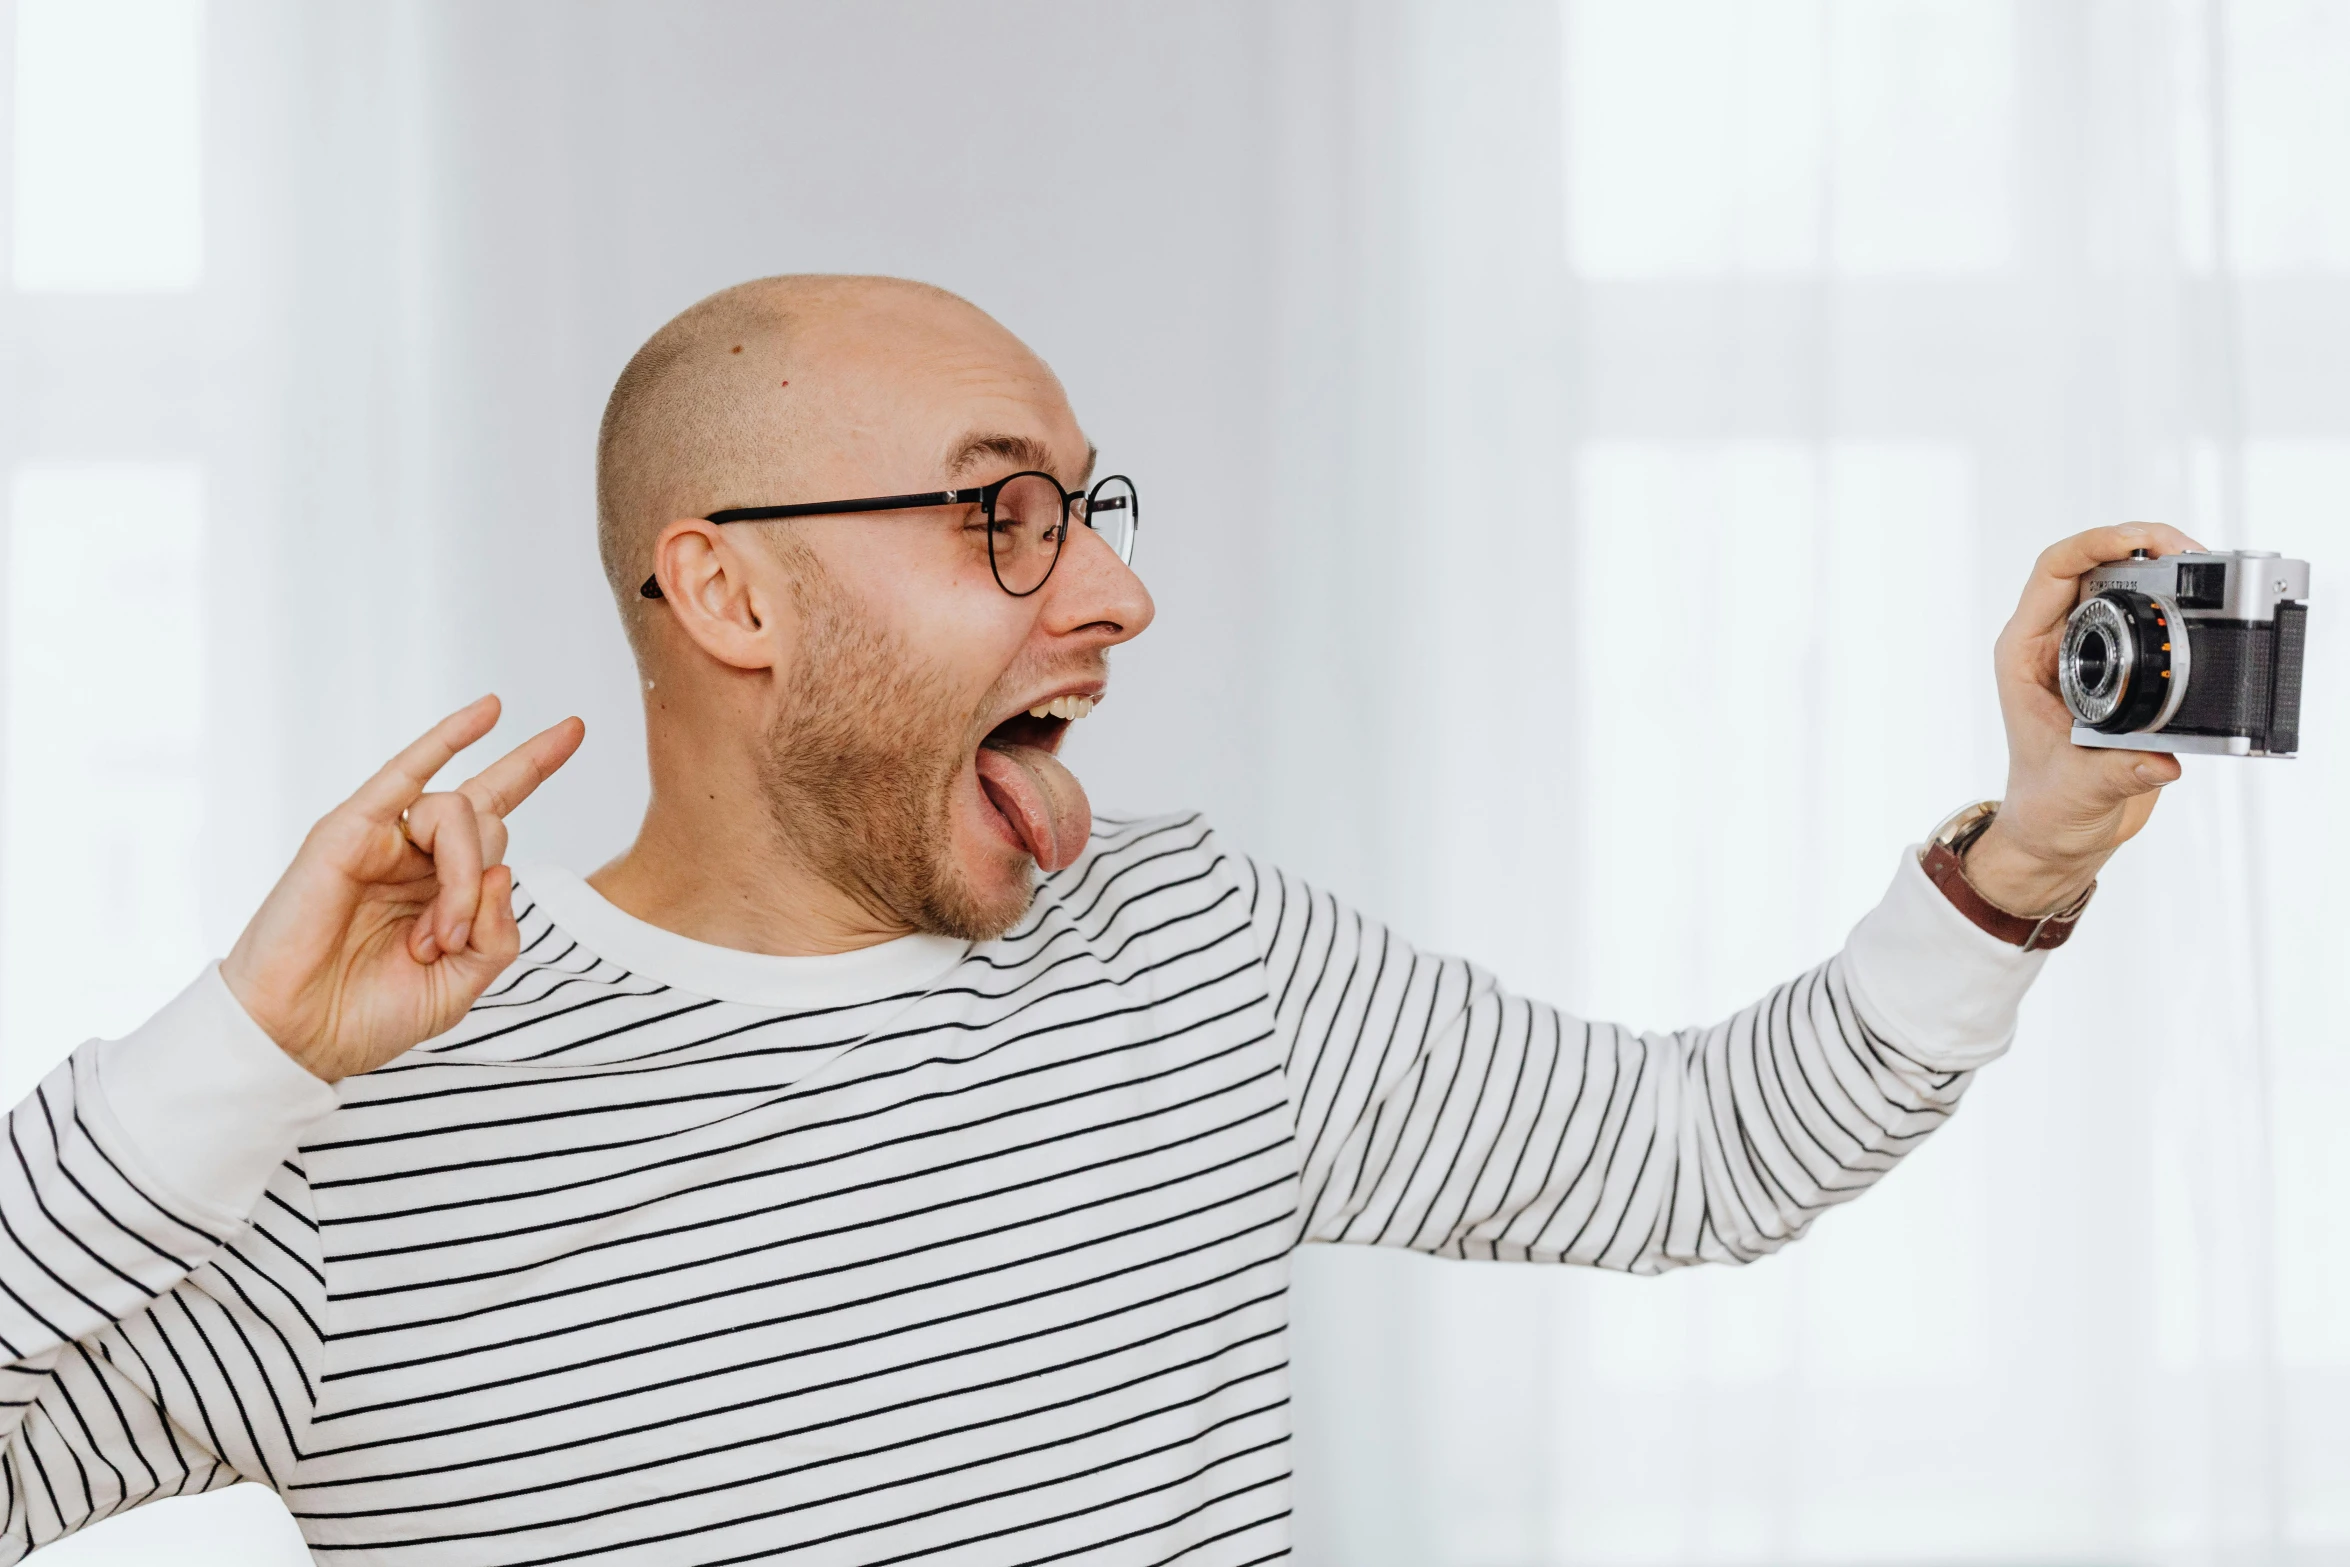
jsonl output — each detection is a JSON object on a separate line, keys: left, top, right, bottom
{"left": 641, "top": 486, "right": 993, "bottom": 597}
{"left": 704, "top": 487, "right": 985, "bottom": 525}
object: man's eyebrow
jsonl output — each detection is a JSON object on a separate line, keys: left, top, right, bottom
{"left": 947, "top": 433, "right": 1095, "bottom": 488}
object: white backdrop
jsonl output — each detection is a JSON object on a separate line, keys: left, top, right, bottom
{"left": 2, "top": 2, "right": 2347, "bottom": 1563}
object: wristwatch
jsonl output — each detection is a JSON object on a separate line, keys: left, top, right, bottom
{"left": 1919, "top": 800, "right": 2095, "bottom": 952}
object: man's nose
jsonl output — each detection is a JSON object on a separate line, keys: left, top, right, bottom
{"left": 1042, "top": 521, "right": 1155, "bottom": 646}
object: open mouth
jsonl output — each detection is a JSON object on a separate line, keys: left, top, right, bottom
{"left": 979, "top": 694, "right": 1096, "bottom": 758}
{"left": 972, "top": 693, "right": 1099, "bottom": 872}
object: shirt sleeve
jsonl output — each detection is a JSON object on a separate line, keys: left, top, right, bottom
{"left": 1236, "top": 848, "right": 2044, "bottom": 1269}
{"left": 0, "top": 967, "right": 336, "bottom": 1555}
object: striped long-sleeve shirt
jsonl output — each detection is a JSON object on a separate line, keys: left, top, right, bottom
{"left": 0, "top": 814, "right": 2043, "bottom": 1564}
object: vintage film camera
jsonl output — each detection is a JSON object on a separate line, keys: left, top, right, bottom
{"left": 2059, "top": 549, "right": 2309, "bottom": 757}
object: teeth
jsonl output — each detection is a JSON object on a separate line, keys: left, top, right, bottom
{"left": 1025, "top": 695, "right": 1097, "bottom": 721}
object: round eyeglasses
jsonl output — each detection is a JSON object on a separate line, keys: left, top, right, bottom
{"left": 638, "top": 471, "right": 1139, "bottom": 600}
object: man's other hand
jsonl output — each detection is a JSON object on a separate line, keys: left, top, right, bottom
{"left": 221, "top": 697, "right": 586, "bottom": 1082}
{"left": 1968, "top": 522, "right": 2203, "bottom": 916}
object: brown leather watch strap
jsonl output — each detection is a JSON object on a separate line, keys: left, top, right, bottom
{"left": 1920, "top": 838, "right": 2091, "bottom": 952}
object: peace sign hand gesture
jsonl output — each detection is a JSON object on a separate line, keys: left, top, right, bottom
{"left": 221, "top": 696, "right": 586, "bottom": 1083}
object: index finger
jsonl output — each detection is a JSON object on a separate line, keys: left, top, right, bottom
{"left": 343, "top": 695, "right": 502, "bottom": 824}
{"left": 456, "top": 716, "right": 586, "bottom": 820}
{"left": 2013, "top": 522, "right": 2207, "bottom": 632}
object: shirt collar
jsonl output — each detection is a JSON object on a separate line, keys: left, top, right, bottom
{"left": 511, "top": 864, "right": 970, "bottom": 1010}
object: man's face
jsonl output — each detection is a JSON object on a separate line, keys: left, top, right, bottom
{"left": 737, "top": 303, "right": 1154, "bottom": 940}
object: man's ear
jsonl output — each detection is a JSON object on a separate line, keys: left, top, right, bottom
{"left": 646, "top": 519, "right": 789, "bottom": 672}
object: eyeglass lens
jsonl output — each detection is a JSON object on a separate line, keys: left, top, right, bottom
{"left": 986, "top": 473, "right": 1071, "bottom": 595}
{"left": 1083, "top": 476, "right": 1138, "bottom": 567}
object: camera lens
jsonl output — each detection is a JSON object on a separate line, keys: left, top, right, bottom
{"left": 2072, "top": 629, "right": 2113, "bottom": 695}
{"left": 2059, "top": 589, "right": 2190, "bottom": 734}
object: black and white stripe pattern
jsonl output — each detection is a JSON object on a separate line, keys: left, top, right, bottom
{"left": 0, "top": 814, "right": 1984, "bottom": 1563}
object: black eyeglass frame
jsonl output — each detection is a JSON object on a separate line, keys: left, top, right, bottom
{"left": 637, "top": 469, "right": 1138, "bottom": 600}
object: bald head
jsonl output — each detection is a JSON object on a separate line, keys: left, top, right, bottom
{"left": 594, "top": 274, "right": 1060, "bottom": 647}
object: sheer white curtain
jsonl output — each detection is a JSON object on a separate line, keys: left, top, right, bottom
{"left": 0, "top": 2, "right": 2343, "bottom": 1563}
{"left": 1279, "top": 4, "right": 2350, "bottom": 1565}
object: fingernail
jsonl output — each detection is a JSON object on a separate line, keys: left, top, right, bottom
{"left": 449, "top": 922, "right": 471, "bottom": 952}
{"left": 2134, "top": 764, "right": 2169, "bottom": 786}
{"left": 416, "top": 933, "right": 439, "bottom": 962}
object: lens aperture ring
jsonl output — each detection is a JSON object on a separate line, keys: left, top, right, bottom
{"left": 2060, "top": 589, "right": 2184, "bottom": 734}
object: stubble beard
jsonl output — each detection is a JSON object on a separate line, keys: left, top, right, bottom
{"left": 755, "top": 568, "right": 1034, "bottom": 943}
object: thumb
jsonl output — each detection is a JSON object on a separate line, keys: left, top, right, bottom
{"left": 2110, "top": 746, "right": 2182, "bottom": 797}
{"left": 442, "top": 865, "right": 521, "bottom": 994}
{"left": 2055, "top": 739, "right": 2180, "bottom": 812}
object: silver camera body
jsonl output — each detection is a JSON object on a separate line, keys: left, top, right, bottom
{"left": 2059, "top": 549, "right": 2309, "bottom": 757}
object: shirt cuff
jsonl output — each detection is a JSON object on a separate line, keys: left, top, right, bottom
{"left": 1842, "top": 846, "right": 2050, "bottom": 1073}
{"left": 89, "top": 964, "right": 340, "bottom": 1233}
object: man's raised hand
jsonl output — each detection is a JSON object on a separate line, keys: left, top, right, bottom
{"left": 220, "top": 697, "right": 586, "bottom": 1082}
{"left": 1966, "top": 521, "right": 2201, "bottom": 917}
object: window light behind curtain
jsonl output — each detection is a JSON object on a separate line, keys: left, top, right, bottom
{"left": 5, "top": 0, "right": 211, "bottom": 1098}
{"left": 1282, "top": 2, "right": 2350, "bottom": 1564}
{"left": 4, "top": 0, "right": 309, "bottom": 1559}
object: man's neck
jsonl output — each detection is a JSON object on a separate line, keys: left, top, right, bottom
{"left": 588, "top": 790, "right": 918, "bottom": 958}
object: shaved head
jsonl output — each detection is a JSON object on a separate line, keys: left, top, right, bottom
{"left": 594, "top": 274, "right": 1032, "bottom": 654}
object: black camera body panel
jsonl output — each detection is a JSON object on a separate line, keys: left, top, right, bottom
{"left": 2162, "top": 608, "right": 2307, "bottom": 751}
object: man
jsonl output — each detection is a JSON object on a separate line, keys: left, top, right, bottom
{"left": 0, "top": 276, "right": 2187, "bottom": 1564}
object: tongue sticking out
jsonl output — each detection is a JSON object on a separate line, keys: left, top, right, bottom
{"left": 975, "top": 743, "right": 1092, "bottom": 873}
